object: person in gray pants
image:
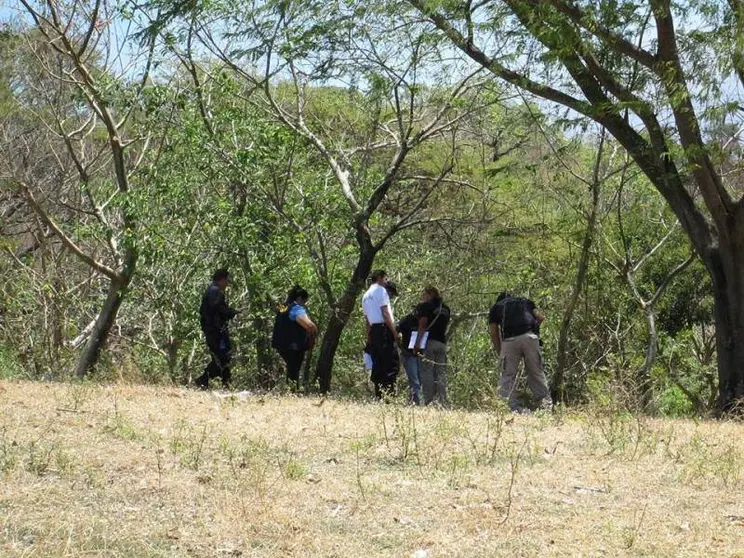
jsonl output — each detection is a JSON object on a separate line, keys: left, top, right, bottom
{"left": 488, "top": 292, "right": 552, "bottom": 412}
{"left": 412, "top": 286, "right": 451, "bottom": 406}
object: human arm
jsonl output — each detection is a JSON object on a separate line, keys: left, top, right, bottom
{"left": 289, "top": 304, "right": 317, "bottom": 347}
{"left": 488, "top": 303, "right": 502, "bottom": 354}
{"left": 414, "top": 314, "right": 429, "bottom": 355}
{"left": 374, "top": 286, "right": 396, "bottom": 337}
{"left": 489, "top": 322, "right": 502, "bottom": 355}
{"left": 522, "top": 298, "right": 543, "bottom": 326}
{"left": 381, "top": 305, "right": 396, "bottom": 338}
{"left": 533, "top": 309, "right": 545, "bottom": 324}
{"left": 295, "top": 314, "right": 318, "bottom": 346}
{"left": 206, "top": 288, "right": 237, "bottom": 321}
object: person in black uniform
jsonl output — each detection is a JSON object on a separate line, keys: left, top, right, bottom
{"left": 196, "top": 268, "right": 239, "bottom": 389}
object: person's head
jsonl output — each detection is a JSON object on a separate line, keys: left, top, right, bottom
{"left": 287, "top": 285, "right": 310, "bottom": 306}
{"left": 385, "top": 281, "right": 399, "bottom": 298}
{"left": 370, "top": 269, "right": 388, "bottom": 286}
{"left": 212, "top": 268, "right": 230, "bottom": 291}
{"left": 496, "top": 291, "right": 512, "bottom": 303}
{"left": 422, "top": 285, "right": 440, "bottom": 303}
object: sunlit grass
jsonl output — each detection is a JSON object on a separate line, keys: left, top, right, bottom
{"left": 1, "top": 380, "right": 743, "bottom": 557}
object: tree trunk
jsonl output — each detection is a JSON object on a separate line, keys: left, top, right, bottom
{"left": 238, "top": 216, "right": 280, "bottom": 388}
{"left": 315, "top": 247, "right": 376, "bottom": 393}
{"left": 253, "top": 314, "right": 279, "bottom": 389}
{"left": 708, "top": 244, "right": 744, "bottom": 410}
{"left": 554, "top": 178, "right": 600, "bottom": 402}
{"left": 302, "top": 346, "right": 314, "bottom": 391}
{"left": 166, "top": 337, "right": 182, "bottom": 378}
{"left": 75, "top": 279, "right": 127, "bottom": 377}
{"left": 638, "top": 305, "right": 657, "bottom": 411}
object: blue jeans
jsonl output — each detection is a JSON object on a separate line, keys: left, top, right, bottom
{"left": 401, "top": 351, "right": 421, "bottom": 405}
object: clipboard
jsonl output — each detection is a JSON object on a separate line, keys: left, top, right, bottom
{"left": 408, "top": 331, "right": 429, "bottom": 350}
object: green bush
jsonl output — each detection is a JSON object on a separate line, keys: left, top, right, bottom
{"left": 0, "top": 344, "right": 24, "bottom": 380}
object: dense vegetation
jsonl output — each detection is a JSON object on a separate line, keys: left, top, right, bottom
{"left": 1, "top": 0, "right": 739, "bottom": 415}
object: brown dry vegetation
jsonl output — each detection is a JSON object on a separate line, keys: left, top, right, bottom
{"left": 1, "top": 380, "right": 744, "bottom": 557}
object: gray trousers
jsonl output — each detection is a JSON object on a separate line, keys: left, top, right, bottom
{"left": 420, "top": 339, "right": 448, "bottom": 406}
{"left": 498, "top": 333, "right": 551, "bottom": 410}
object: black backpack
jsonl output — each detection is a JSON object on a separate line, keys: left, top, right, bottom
{"left": 271, "top": 303, "right": 308, "bottom": 350}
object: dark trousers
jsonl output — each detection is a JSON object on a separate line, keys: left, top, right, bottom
{"left": 369, "top": 324, "right": 399, "bottom": 399}
{"left": 196, "top": 334, "right": 232, "bottom": 389}
{"left": 279, "top": 348, "right": 306, "bottom": 385}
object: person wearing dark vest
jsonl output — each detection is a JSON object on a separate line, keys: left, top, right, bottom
{"left": 272, "top": 286, "right": 318, "bottom": 389}
{"left": 398, "top": 309, "right": 422, "bottom": 405}
{"left": 413, "top": 286, "right": 451, "bottom": 406}
{"left": 488, "top": 292, "right": 552, "bottom": 412}
{"left": 362, "top": 270, "right": 399, "bottom": 399}
{"left": 197, "top": 268, "right": 239, "bottom": 389}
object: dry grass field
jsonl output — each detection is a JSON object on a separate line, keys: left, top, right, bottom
{"left": 1, "top": 380, "right": 744, "bottom": 557}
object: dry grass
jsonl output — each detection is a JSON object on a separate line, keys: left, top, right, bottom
{"left": 1, "top": 380, "right": 744, "bottom": 557}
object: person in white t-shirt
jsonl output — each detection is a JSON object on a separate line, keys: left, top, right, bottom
{"left": 362, "top": 269, "right": 399, "bottom": 399}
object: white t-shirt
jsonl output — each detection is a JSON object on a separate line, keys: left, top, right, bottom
{"left": 362, "top": 283, "right": 393, "bottom": 325}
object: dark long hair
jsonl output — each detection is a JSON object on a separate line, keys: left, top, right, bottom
{"left": 496, "top": 291, "right": 513, "bottom": 303}
{"left": 286, "top": 285, "right": 309, "bottom": 304}
{"left": 212, "top": 268, "right": 230, "bottom": 282}
{"left": 423, "top": 285, "right": 440, "bottom": 300}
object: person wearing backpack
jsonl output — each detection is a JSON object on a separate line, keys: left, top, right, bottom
{"left": 196, "top": 268, "right": 240, "bottom": 390}
{"left": 413, "top": 286, "right": 451, "bottom": 406}
{"left": 488, "top": 292, "right": 552, "bottom": 413}
{"left": 272, "top": 286, "right": 318, "bottom": 389}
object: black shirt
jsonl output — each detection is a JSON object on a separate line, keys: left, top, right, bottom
{"left": 199, "top": 284, "right": 237, "bottom": 337}
{"left": 397, "top": 313, "right": 418, "bottom": 353}
{"left": 488, "top": 297, "right": 538, "bottom": 339}
{"left": 416, "top": 299, "right": 451, "bottom": 344}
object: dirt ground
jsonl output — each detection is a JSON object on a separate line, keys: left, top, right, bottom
{"left": 1, "top": 380, "right": 744, "bottom": 557}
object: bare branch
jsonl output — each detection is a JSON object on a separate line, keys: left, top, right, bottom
{"left": 648, "top": 252, "right": 696, "bottom": 308}
{"left": 631, "top": 223, "right": 678, "bottom": 274}
{"left": 408, "top": 0, "right": 594, "bottom": 117}
{"left": 545, "top": 0, "right": 658, "bottom": 69}
{"left": 20, "top": 182, "right": 122, "bottom": 282}
{"left": 375, "top": 163, "right": 454, "bottom": 249}
{"left": 77, "top": 0, "right": 102, "bottom": 58}
{"left": 652, "top": 0, "right": 735, "bottom": 221}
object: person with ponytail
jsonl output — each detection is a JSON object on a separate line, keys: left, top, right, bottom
{"left": 271, "top": 286, "right": 318, "bottom": 388}
{"left": 413, "top": 285, "right": 451, "bottom": 406}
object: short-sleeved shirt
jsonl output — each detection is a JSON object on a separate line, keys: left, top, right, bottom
{"left": 488, "top": 297, "right": 538, "bottom": 339}
{"left": 362, "top": 283, "right": 392, "bottom": 324}
{"left": 288, "top": 303, "right": 307, "bottom": 322}
{"left": 416, "top": 299, "right": 451, "bottom": 344}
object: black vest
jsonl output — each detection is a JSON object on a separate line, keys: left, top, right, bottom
{"left": 271, "top": 303, "right": 308, "bottom": 350}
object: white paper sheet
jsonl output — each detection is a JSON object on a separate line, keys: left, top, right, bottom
{"left": 408, "top": 331, "right": 429, "bottom": 350}
{"left": 363, "top": 352, "right": 373, "bottom": 370}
